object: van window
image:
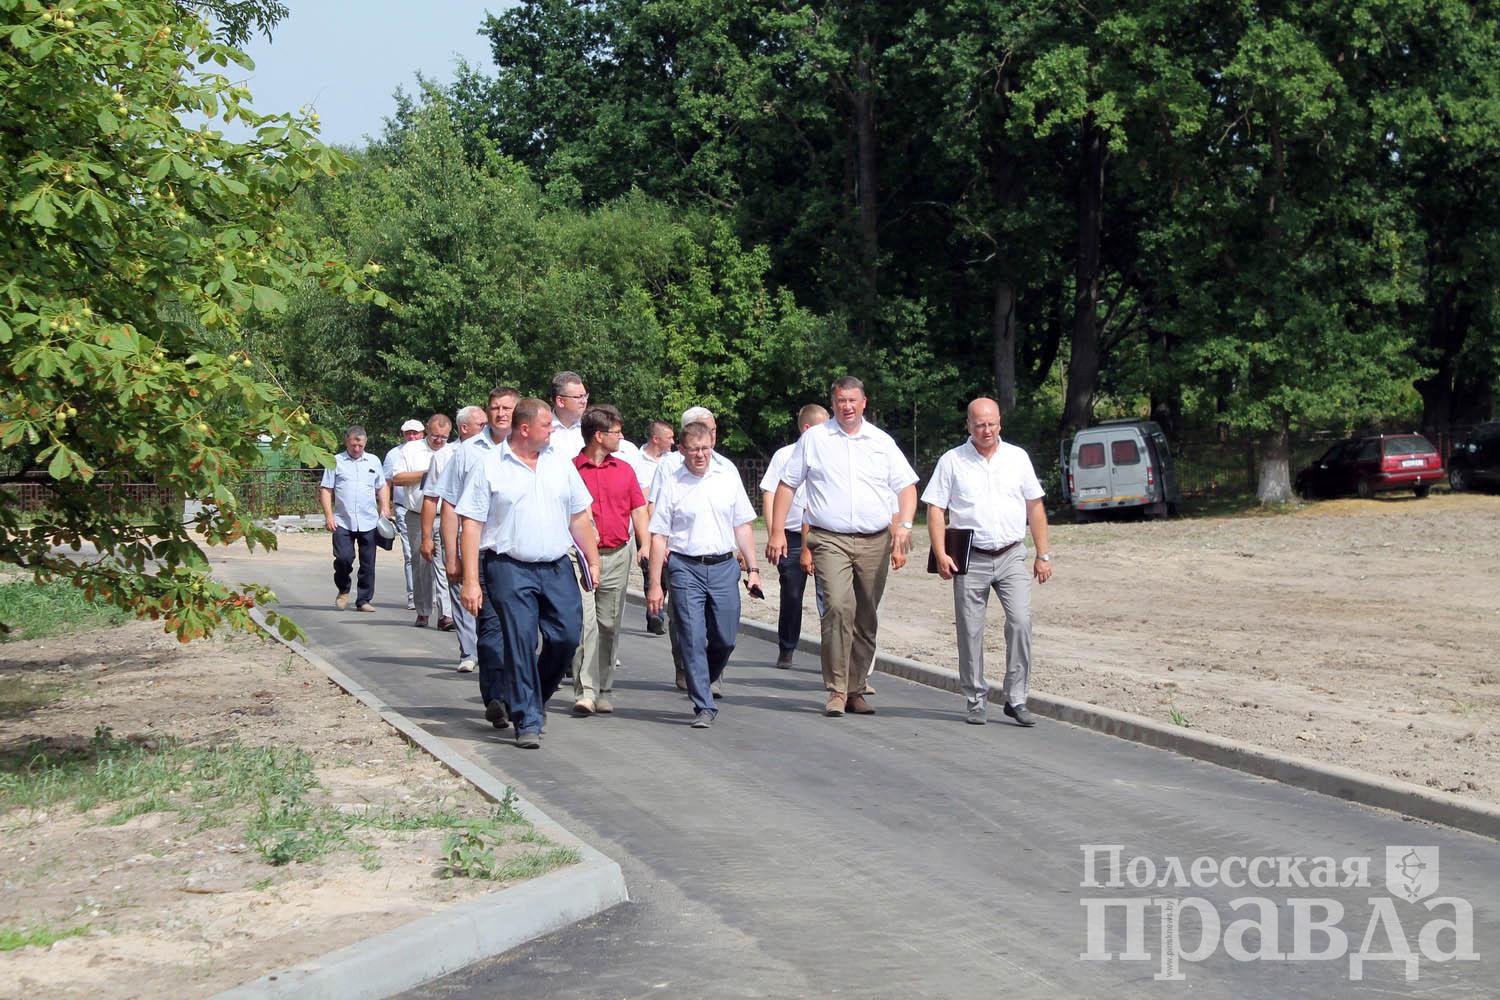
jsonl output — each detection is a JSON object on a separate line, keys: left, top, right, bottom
{"left": 1110, "top": 439, "right": 1141, "bottom": 465}
{"left": 1079, "top": 443, "right": 1106, "bottom": 469}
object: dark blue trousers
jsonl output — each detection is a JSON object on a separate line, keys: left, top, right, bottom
{"left": 332, "top": 527, "right": 377, "bottom": 605}
{"left": 777, "top": 529, "right": 827, "bottom": 654}
{"left": 474, "top": 567, "right": 506, "bottom": 708}
{"left": 483, "top": 553, "right": 582, "bottom": 736}
{"left": 667, "top": 556, "right": 740, "bottom": 715}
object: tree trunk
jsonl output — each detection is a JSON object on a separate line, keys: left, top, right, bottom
{"left": 991, "top": 278, "right": 1017, "bottom": 412}
{"left": 850, "top": 52, "right": 879, "bottom": 346}
{"left": 1416, "top": 284, "right": 1472, "bottom": 433}
{"left": 1061, "top": 114, "right": 1104, "bottom": 436}
{"left": 1255, "top": 427, "right": 1294, "bottom": 503}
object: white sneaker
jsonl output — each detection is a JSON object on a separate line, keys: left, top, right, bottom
{"left": 456, "top": 658, "right": 476, "bottom": 673}
{"left": 405, "top": 595, "right": 416, "bottom": 610}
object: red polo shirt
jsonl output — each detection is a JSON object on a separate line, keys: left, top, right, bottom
{"left": 573, "top": 452, "right": 647, "bottom": 549}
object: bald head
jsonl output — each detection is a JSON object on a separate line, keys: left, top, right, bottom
{"left": 966, "top": 398, "right": 1002, "bottom": 454}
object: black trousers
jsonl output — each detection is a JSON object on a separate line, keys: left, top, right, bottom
{"left": 332, "top": 527, "right": 378, "bottom": 605}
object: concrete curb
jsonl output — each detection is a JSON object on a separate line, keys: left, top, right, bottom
{"left": 214, "top": 609, "right": 629, "bottom": 999}
{"left": 631, "top": 592, "right": 1500, "bottom": 842}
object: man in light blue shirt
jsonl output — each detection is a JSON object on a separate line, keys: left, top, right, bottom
{"left": 458, "top": 398, "right": 601, "bottom": 748}
{"left": 318, "top": 426, "right": 393, "bottom": 612}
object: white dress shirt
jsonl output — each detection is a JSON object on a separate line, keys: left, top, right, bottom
{"left": 431, "top": 428, "right": 502, "bottom": 506}
{"left": 760, "top": 443, "right": 812, "bottom": 531}
{"left": 549, "top": 417, "right": 585, "bottom": 461}
{"left": 648, "top": 449, "right": 734, "bottom": 504}
{"left": 779, "top": 419, "right": 918, "bottom": 534}
{"left": 629, "top": 447, "right": 663, "bottom": 495}
{"left": 392, "top": 439, "right": 441, "bottom": 513}
{"left": 382, "top": 443, "right": 408, "bottom": 511}
{"left": 920, "top": 439, "right": 1044, "bottom": 549}
{"left": 455, "top": 439, "right": 593, "bottom": 561}
{"left": 320, "top": 451, "right": 387, "bottom": 532}
{"left": 649, "top": 459, "right": 755, "bottom": 557}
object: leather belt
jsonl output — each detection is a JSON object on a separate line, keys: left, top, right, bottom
{"left": 673, "top": 551, "right": 736, "bottom": 565}
{"left": 971, "top": 540, "right": 1022, "bottom": 558}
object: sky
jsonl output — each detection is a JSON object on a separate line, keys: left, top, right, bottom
{"left": 231, "top": 0, "right": 511, "bottom": 148}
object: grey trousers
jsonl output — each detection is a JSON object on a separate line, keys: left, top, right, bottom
{"left": 405, "top": 510, "right": 439, "bottom": 617}
{"left": 953, "top": 546, "right": 1033, "bottom": 708}
{"left": 437, "top": 529, "right": 472, "bottom": 659}
{"left": 392, "top": 507, "right": 415, "bottom": 599}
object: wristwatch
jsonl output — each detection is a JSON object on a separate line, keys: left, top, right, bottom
{"left": 896, "top": 520, "right": 913, "bottom": 529}
{"left": 1037, "top": 553, "right": 1052, "bottom": 562}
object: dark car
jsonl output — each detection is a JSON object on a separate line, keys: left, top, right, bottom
{"left": 1447, "top": 422, "right": 1500, "bottom": 492}
{"left": 1295, "top": 434, "right": 1445, "bottom": 500}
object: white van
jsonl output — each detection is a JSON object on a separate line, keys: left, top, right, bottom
{"left": 1061, "top": 420, "right": 1180, "bottom": 521}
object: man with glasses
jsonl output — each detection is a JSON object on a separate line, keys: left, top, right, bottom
{"left": 570, "top": 404, "right": 649, "bottom": 714}
{"left": 549, "top": 371, "right": 590, "bottom": 460}
{"left": 922, "top": 397, "right": 1052, "bottom": 726}
{"left": 389, "top": 414, "right": 452, "bottom": 628}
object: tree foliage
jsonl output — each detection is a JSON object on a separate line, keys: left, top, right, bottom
{"left": 0, "top": 0, "right": 387, "bottom": 639}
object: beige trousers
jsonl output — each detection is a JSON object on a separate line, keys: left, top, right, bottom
{"left": 805, "top": 527, "right": 892, "bottom": 695}
{"left": 573, "top": 543, "right": 634, "bottom": 698}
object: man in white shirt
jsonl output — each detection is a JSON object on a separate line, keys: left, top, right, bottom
{"left": 389, "top": 414, "right": 451, "bottom": 629}
{"left": 647, "top": 421, "right": 762, "bottom": 728}
{"left": 457, "top": 398, "right": 600, "bottom": 749}
{"left": 761, "top": 404, "right": 829, "bottom": 668}
{"left": 631, "top": 419, "right": 675, "bottom": 635}
{"left": 318, "top": 426, "right": 393, "bottom": 612}
{"left": 922, "top": 397, "right": 1053, "bottom": 726}
{"left": 420, "top": 405, "right": 487, "bottom": 672}
{"left": 548, "top": 371, "right": 589, "bottom": 460}
{"left": 767, "top": 376, "right": 918, "bottom": 717}
{"left": 383, "top": 418, "right": 424, "bottom": 610}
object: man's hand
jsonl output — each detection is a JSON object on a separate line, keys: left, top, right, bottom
{"left": 583, "top": 556, "right": 602, "bottom": 593}
{"left": 460, "top": 579, "right": 482, "bottom": 616}
{"left": 324, "top": 514, "right": 336, "bottom": 533}
{"left": 765, "top": 530, "right": 787, "bottom": 565}
{"left": 419, "top": 536, "right": 435, "bottom": 563}
{"left": 891, "top": 524, "right": 912, "bottom": 557}
{"left": 799, "top": 542, "right": 814, "bottom": 577}
{"left": 647, "top": 583, "right": 665, "bottom": 617}
{"left": 1033, "top": 557, "right": 1053, "bottom": 584}
{"left": 445, "top": 555, "right": 462, "bottom": 584}
{"left": 890, "top": 546, "right": 908, "bottom": 571}
{"left": 935, "top": 553, "right": 958, "bottom": 580}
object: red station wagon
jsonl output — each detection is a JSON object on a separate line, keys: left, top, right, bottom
{"left": 1294, "top": 434, "right": 1446, "bottom": 500}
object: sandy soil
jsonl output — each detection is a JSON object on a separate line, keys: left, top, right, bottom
{"left": 0, "top": 621, "right": 564, "bottom": 999}
{"left": 738, "top": 493, "right": 1500, "bottom": 804}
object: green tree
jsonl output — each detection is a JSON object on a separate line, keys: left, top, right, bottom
{"left": 0, "top": 0, "right": 387, "bottom": 639}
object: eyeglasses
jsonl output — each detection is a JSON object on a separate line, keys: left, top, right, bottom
{"left": 559, "top": 392, "right": 589, "bottom": 401}
{"left": 428, "top": 434, "right": 449, "bottom": 442}
{"left": 682, "top": 445, "right": 712, "bottom": 455}
{"left": 602, "top": 428, "right": 623, "bottom": 436}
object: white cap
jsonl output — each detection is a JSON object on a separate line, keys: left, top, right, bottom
{"left": 400, "top": 418, "right": 424, "bottom": 432}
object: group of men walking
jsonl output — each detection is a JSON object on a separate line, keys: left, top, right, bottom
{"left": 316, "top": 373, "right": 1055, "bottom": 748}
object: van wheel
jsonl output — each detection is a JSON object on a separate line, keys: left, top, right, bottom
{"left": 1414, "top": 484, "right": 1431, "bottom": 499}
{"left": 1356, "top": 478, "right": 1374, "bottom": 500}
{"left": 1450, "top": 467, "right": 1470, "bottom": 492}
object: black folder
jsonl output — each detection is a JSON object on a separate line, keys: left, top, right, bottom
{"left": 926, "top": 527, "right": 974, "bottom": 575}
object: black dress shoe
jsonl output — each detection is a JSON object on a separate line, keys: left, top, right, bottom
{"left": 1003, "top": 702, "right": 1037, "bottom": 727}
{"left": 485, "top": 700, "right": 510, "bottom": 730}
{"left": 647, "top": 617, "right": 666, "bottom": 636}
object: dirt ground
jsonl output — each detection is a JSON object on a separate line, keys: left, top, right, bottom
{"left": 738, "top": 492, "right": 1500, "bottom": 805}
{"left": 0, "top": 621, "right": 567, "bottom": 999}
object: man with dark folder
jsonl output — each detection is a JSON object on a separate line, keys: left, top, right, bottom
{"left": 922, "top": 398, "right": 1053, "bottom": 726}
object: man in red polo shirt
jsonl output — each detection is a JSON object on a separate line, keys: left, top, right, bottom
{"left": 571, "top": 403, "right": 649, "bottom": 714}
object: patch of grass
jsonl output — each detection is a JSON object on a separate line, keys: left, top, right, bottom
{"left": 0, "top": 674, "right": 70, "bottom": 719}
{"left": 0, "top": 922, "right": 90, "bottom": 951}
{"left": 1167, "top": 701, "right": 1194, "bottom": 728}
{"left": 0, "top": 578, "right": 129, "bottom": 642}
{"left": 494, "top": 847, "right": 581, "bottom": 881}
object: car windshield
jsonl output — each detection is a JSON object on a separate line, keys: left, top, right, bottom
{"left": 1384, "top": 436, "right": 1435, "bottom": 456}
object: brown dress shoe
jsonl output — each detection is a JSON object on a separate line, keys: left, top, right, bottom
{"left": 846, "top": 693, "right": 875, "bottom": 715}
{"left": 436, "top": 616, "right": 455, "bottom": 632}
{"left": 825, "top": 692, "right": 846, "bottom": 717}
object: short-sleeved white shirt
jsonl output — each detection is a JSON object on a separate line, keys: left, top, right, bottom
{"left": 382, "top": 444, "right": 408, "bottom": 511}
{"left": 549, "top": 418, "right": 585, "bottom": 461}
{"left": 648, "top": 450, "right": 734, "bottom": 505}
{"left": 779, "top": 419, "right": 918, "bottom": 534}
{"left": 431, "top": 428, "right": 502, "bottom": 506}
{"left": 760, "top": 443, "right": 810, "bottom": 531}
{"left": 320, "top": 451, "right": 386, "bottom": 532}
{"left": 629, "top": 447, "right": 663, "bottom": 495}
{"left": 455, "top": 439, "right": 593, "bottom": 561}
{"left": 392, "top": 439, "right": 442, "bottom": 513}
{"left": 649, "top": 460, "right": 755, "bottom": 557}
{"left": 920, "top": 439, "right": 1044, "bottom": 549}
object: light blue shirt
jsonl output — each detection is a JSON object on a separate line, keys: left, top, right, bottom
{"left": 429, "top": 428, "right": 502, "bottom": 506}
{"left": 320, "top": 451, "right": 387, "bottom": 532}
{"left": 455, "top": 439, "right": 593, "bottom": 561}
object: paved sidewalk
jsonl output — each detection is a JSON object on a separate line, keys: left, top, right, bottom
{"left": 216, "top": 545, "right": 1500, "bottom": 999}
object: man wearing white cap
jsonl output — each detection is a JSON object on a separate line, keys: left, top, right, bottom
{"left": 384, "top": 418, "right": 425, "bottom": 610}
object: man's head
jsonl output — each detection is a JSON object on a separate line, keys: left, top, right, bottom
{"left": 510, "top": 398, "right": 553, "bottom": 455}
{"left": 680, "top": 406, "right": 717, "bottom": 448}
{"left": 487, "top": 386, "right": 519, "bottom": 438}
{"left": 797, "top": 403, "right": 830, "bottom": 435}
{"left": 830, "top": 376, "right": 867, "bottom": 432}
{"left": 345, "top": 425, "right": 368, "bottom": 459}
{"left": 680, "top": 421, "right": 714, "bottom": 476}
{"left": 400, "top": 418, "right": 424, "bottom": 443}
{"left": 966, "top": 397, "right": 1003, "bottom": 451}
{"left": 454, "top": 405, "right": 487, "bottom": 441}
{"left": 550, "top": 371, "right": 588, "bottom": 428}
{"left": 581, "top": 404, "right": 625, "bottom": 455}
{"left": 424, "top": 413, "right": 452, "bottom": 451}
{"left": 646, "top": 419, "right": 675, "bottom": 454}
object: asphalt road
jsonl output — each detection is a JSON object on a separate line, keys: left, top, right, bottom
{"left": 217, "top": 544, "right": 1500, "bottom": 999}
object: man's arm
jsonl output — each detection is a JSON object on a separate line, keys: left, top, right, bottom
{"left": 391, "top": 469, "right": 426, "bottom": 487}
{"left": 376, "top": 483, "right": 393, "bottom": 520}
{"left": 646, "top": 533, "right": 669, "bottom": 616}
{"left": 440, "top": 504, "right": 461, "bottom": 582}
{"left": 765, "top": 482, "right": 796, "bottom": 563}
{"left": 630, "top": 504, "right": 650, "bottom": 552}
{"left": 889, "top": 483, "right": 918, "bottom": 568}
{"left": 1027, "top": 498, "right": 1053, "bottom": 584}
{"left": 569, "top": 509, "right": 602, "bottom": 591}
{"left": 459, "top": 516, "right": 484, "bottom": 615}
{"left": 927, "top": 505, "right": 958, "bottom": 579}
{"left": 419, "top": 495, "right": 438, "bottom": 562}
{"left": 318, "top": 486, "right": 336, "bottom": 532}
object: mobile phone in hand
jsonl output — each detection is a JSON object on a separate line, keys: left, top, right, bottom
{"left": 746, "top": 580, "right": 765, "bottom": 599}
